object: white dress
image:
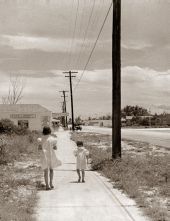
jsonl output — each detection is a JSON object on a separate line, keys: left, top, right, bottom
{"left": 38, "top": 136, "right": 61, "bottom": 170}
{"left": 74, "top": 147, "right": 89, "bottom": 170}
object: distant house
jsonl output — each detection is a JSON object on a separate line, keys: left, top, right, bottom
{"left": 0, "top": 104, "right": 52, "bottom": 130}
{"left": 139, "top": 115, "right": 152, "bottom": 119}
{"left": 160, "top": 114, "right": 170, "bottom": 126}
{"left": 121, "top": 117, "right": 126, "bottom": 127}
{"left": 85, "top": 120, "right": 112, "bottom": 127}
{"left": 125, "top": 116, "right": 133, "bottom": 126}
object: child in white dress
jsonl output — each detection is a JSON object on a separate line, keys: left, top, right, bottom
{"left": 74, "top": 141, "right": 89, "bottom": 183}
{"left": 38, "top": 126, "right": 61, "bottom": 190}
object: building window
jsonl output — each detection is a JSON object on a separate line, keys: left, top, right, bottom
{"left": 18, "top": 120, "right": 29, "bottom": 129}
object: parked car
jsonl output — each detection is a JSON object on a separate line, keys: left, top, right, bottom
{"left": 74, "top": 125, "right": 82, "bottom": 131}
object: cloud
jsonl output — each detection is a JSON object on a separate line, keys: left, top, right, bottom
{"left": 16, "top": 70, "right": 62, "bottom": 78}
{"left": 1, "top": 66, "right": 170, "bottom": 115}
{"left": 122, "top": 41, "right": 152, "bottom": 50}
{"left": 1, "top": 35, "right": 82, "bottom": 52}
{"left": 81, "top": 69, "right": 112, "bottom": 83}
{"left": 0, "top": 0, "right": 169, "bottom": 116}
{"left": 122, "top": 66, "right": 170, "bottom": 111}
{"left": 156, "top": 105, "right": 170, "bottom": 111}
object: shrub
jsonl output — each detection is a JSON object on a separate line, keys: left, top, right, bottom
{"left": 0, "top": 118, "right": 31, "bottom": 135}
{"left": 0, "top": 135, "right": 8, "bottom": 164}
{"left": 0, "top": 132, "right": 39, "bottom": 165}
{"left": 0, "top": 119, "right": 16, "bottom": 134}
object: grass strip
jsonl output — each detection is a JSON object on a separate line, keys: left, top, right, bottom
{"left": 72, "top": 131, "right": 170, "bottom": 221}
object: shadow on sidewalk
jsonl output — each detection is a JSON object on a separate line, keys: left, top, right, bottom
{"left": 69, "top": 181, "right": 80, "bottom": 184}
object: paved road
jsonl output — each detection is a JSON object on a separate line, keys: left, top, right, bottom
{"left": 82, "top": 126, "right": 170, "bottom": 149}
{"left": 35, "top": 130, "right": 148, "bottom": 221}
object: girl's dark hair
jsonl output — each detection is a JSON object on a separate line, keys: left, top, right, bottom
{"left": 43, "top": 126, "right": 51, "bottom": 135}
{"left": 76, "top": 141, "right": 83, "bottom": 147}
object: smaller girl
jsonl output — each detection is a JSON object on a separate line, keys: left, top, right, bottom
{"left": 73, "top": 141, "right": 89, "bottom": 183}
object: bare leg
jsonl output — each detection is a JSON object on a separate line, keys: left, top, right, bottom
{"left": 50, "top": 169, "right": 54, "bottom": 188}
{"left": 77, "top": 169, "right": 81, "bottom": 182}
{"left": 44, "top": 169, "right": 50, "bottom": 189}
{"left": 82, "top": 170, "right": 85, "bottom": 182}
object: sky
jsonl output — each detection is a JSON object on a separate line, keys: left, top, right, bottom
{"left": 0, "top": 0, "right": 170, "bottom": 117}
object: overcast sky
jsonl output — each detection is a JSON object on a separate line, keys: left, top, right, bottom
{"left": 0, "top": 0, "right": 170, "bottom": 117}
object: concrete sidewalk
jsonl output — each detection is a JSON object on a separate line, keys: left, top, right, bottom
{"left": 35, "top": 130, "right": 149, "bottom": 221}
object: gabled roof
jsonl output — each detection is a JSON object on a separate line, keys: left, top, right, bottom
{"left": 0, "top": 104, "right": 51, "bottom": 113}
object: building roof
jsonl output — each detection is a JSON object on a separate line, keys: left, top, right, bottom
{"left": 0, "top": 104, "right": 51, "bottom": 113}
{"left": 126, "top": 116, "right": 133, "bottom": 120}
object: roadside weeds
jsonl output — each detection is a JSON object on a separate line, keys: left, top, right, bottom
{"left": 72, "top": 132, "right": 170, "bottom": 221}
{"left": 0, "top": 133, "right": 42, "bottom": 221}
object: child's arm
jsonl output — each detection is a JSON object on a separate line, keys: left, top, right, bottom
{"left": 37, "top": 138, "right": 42, "bottom": 150}
{"left": 73, "top": 149, "right": 78, "bottom": 156}
{"left": 84, "top": 149, "right": 89, "bottom": 156}
{"left": 53, "top": 145, "right": 57, "bottom": 150}
{"left": 38, "top": 144, "right": 42, "bottom": 150}
{"left": 52, "top": 138, "right": 57, "bottom": 150}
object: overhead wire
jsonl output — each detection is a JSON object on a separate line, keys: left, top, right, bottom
{"left": 61, "top": 0, "right": 78, "bottom": 110}
{"left": 74, "top": 0, "right": 96, "bottom": 69}
{"left": 73, "top": 1, "right": 113, "bottom": 92}
{"left": 80, "top": 0, "right": 105, "bottom": 66}
{"left": 63, "top": 0, "right": 75, "bottom": 69}
{"left": 67, "top": 0, "right": 80, "bottom": 69}
{"left": 73, "top": 0, "right": 103, "bottom": 88}
{"left": 72, "top": 0, "right": 86, "bottom": 68}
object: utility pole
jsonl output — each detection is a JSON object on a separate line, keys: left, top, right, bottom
{"left": 60, "top": 90, "right": 69, "bottom": 128}
{"left": 60, "top": 101, "right": 65, "bottom": 113}
{"left": 63, "top": 71, "right": 78, "bottom": 131}
{"left": 112, "top": 0, "right": 121, "bottom": 158}
{"left": 60, "top": 101, "right": 65, "bottom": 127}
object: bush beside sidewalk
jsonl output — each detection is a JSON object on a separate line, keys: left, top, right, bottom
{"left": 0, "top": 132, "right": 42, "bottom": 221}
{"left": 72, "top": 132, "right": 170, "bottom": 221}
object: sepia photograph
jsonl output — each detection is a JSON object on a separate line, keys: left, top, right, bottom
{"left": 0, "top": 0, "right": 169, "bottom": 220}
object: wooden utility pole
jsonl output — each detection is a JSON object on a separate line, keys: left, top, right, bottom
{"left": 112, "top": 0, "right": 121, "bottom": 158}
{"left": 60, "top": 90, "right": 69, "bottom": 128}
{"left": 63, "top": 71, "right": 78, "bottom": 131}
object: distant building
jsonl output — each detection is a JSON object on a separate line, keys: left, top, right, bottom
{"left": 52, "top": 112, "right": 69, "bottom": 127}
{"left": 121, "top": 117, "right": 126, "bottom": 127}
{"left": 160, "top": 114, "right": 170, "bottom": 126}
{"left": 0, "top": 104, "right": 52, "bottom": 130}
{"left": 125, "top": 116, "right": 133, "bottom": 126}
{"left": 85, "top": 120, "right": 112, "bottom": 127}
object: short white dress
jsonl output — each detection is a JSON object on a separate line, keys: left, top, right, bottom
{"left": 74, "top": 147, "right": 89, "bottom": 170}
{"left": 38, "top": 135, "right": 61, "bottom": 170}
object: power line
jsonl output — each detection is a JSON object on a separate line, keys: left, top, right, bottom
{"left": 73, "top": 1, "right": 113, "bottom": 91}
{"left": 75, "top": 0, "right": 96, "bottom": 68}
{"left": 67, "top": 0, "right": 80, "bottom": 69}
{"left": 72, "top": 0, "right": 86, "bottom": 67}
{"left": 63, "top": 0, "right": 75, "bottom": 68}
{"left": 77, "top": 0, "right": 104, "bottom": 69}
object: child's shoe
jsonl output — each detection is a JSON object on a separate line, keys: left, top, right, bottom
{"left": 46, "top": 186, "right": 51, "bottom": 190}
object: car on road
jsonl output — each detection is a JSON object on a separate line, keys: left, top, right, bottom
{"left": 75, "top": 125, "right": 82, "bottom": 131}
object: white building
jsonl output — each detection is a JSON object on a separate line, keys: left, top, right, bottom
{"left": 85, "top": 120, "right": 112, "bottom": 127}
{"left": 0, "top": 104, "right": 52, "bottom": 130}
